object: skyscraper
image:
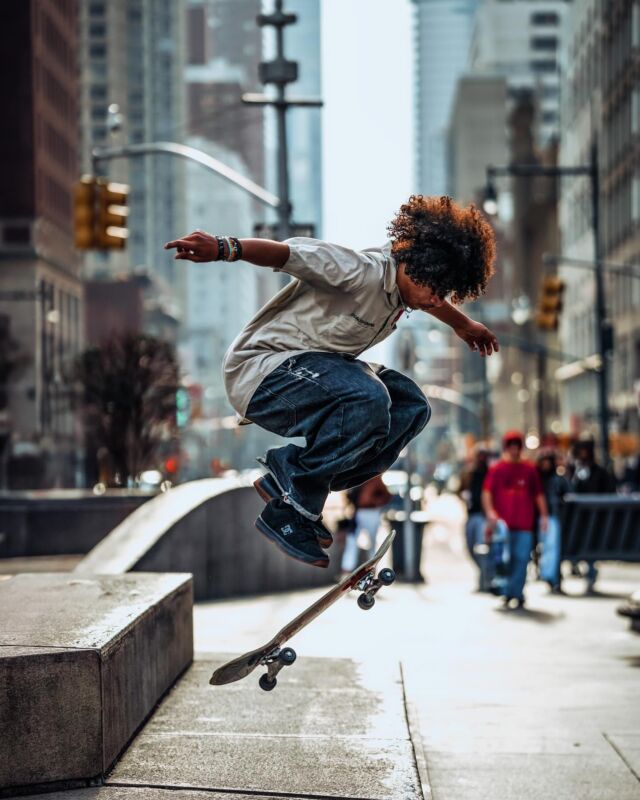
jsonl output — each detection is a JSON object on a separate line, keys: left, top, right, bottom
{"left": 80, "top": 0, "right": 186, "bottom": 295}
{"left": 412, "top": 0, "right": 479, "bottom": 196}
{"left": 0, "top": 0, "right": 83, "bottom": 487}
{"left": 558, "top": 0, "right": 640, "bottom": 441}
{"left": 469, "top": 0, "right": 570, "bottom": 146}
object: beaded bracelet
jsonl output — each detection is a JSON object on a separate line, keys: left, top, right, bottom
{"left": 230, "top": 237, "right": 243, "bottom": 261}
{"left": 215, "top": 236, "right": 226, "bottom": 261}
{"left": 227, "top": 237, "right": 238, "bottom": 262}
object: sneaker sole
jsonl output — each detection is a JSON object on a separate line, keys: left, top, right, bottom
{"left": 254, "top": 477, "right": 333, "bottom": 549}
{"left": 253, "top": 476, "right": 278, "bottom": 503}
{"left": 255, "top": 517, "right": 329, "bottom": 569}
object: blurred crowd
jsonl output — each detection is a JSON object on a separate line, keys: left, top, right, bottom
{"left": 459, "top": 432, "right": 626, "bottom": 608}
{"left": 332, "top": 430, "right": 636, "bottom": 609}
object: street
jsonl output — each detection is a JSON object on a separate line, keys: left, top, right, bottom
{"left": 195, "top": 496, "right": 640, "bottom": 799}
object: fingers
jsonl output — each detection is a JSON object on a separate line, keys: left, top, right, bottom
{"left": 174, "top": 251, "right": 207, "bottom": 262}
{"left": 164, "top": 237, "right": 196, "bottom": 250}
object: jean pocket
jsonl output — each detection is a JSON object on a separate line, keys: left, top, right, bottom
{"left": 246, "top": 384, "right": 297, "bottom": 437}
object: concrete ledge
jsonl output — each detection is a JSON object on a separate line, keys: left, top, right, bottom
{"left": 0, "top": 490, "right": 156, "bottom": 558}
{"left": 0, "top": 572, "right": 193, "bottom": 792}
{"left": 75, "top": 479, "right": 342, "bottom": 600}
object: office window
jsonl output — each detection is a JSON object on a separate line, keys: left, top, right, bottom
{"left": 531, "top": 59, "right": 557, "bottom": 73}
{"left": 89, "top": 43, "right": 107, "bottom": 58}
{"left": 531, "top": 12, "right": 559, "bottom": 26}
{"left": 531, "top": 36, "right": 557, "bottom": 51}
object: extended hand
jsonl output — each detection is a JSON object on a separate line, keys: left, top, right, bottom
{"left": 164, "top": 231, "right": 218, "bottom": 261}
{"left": 455, "top": 320, "right": 499, "bottom": 357}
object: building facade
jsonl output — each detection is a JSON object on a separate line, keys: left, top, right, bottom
{"left": 558, "top": 0, "right": 640, "bottom": 451}
{"left": 470, "top": 0, "right": 571, "bottom": 146}
{"left": 0, "top": 0, "right": 83, "bottom": 487}
{"left": 411, "top": 0, "right": 479, "bottom": 196}
{"left": 80, "top": 0, "right": 186, "bottom": 301}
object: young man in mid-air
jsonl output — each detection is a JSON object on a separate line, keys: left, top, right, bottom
{"left": 165, "top": 195, "right": 498, "bottom": 569}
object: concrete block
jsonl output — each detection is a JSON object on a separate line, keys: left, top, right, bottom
{"left": 0, "top": 647, "right": 101, "bottom": 787}
{"left": 75, "top": 479, "right": 341, "bottom": 601}
{"left": 0, "top": 572, "right": 193, "bottom": 792}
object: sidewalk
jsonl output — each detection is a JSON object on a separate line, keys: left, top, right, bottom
{"left": 192, "top": 510, "right": 640, "bottom": 799}
{"left": 15, "top": 509, "right": 640, "bottom": 800}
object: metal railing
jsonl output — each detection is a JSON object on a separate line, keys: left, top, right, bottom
{"left": 560, "top": 494, "right": 640, "bottom": 561}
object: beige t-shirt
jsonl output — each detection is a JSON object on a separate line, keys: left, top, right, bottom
{"left": 222, "top": 238, "right": 403, "bottom": 419}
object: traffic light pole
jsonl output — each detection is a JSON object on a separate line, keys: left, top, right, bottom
{"left": 486, "top": 142, "right": 611, "bottom": 464}
{"left": 242, "top": 1, "right": 323, "bottom": 241}
{"left": 91, "top": 141, "right": 280, "bottom": 210}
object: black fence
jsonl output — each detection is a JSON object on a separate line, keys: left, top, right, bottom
{"left": 560, "top": 494, "right": 640, "bottom": 561}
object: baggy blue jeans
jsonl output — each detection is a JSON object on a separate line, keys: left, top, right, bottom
{"left": 539, "top": 514, "right": 561, "bottom": 586}
{"left": 245, "top": 352, "right": 432, "bottom": 520}
{"left": 505, "top": 530, "right": 534, "bottom": 601}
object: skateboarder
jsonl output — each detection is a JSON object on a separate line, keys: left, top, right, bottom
{"left": 165, "top": 195, "right": 499, "bottom": 568}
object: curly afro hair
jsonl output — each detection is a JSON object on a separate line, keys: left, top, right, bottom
{"left": 388, "top": 195, "right": 496, "bottom": 304}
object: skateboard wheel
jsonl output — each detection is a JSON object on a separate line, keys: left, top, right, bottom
{"left": 259, "top": 673, "right": 277, "bottom": 691}
{"left": 357, "top": 593, "right": 375, "bottom": 610}
{"left": 379, "top": 568, "right": 395, "bottom": 586}
{"left": 279, "top": 647, "right": 297, "bottom": 665}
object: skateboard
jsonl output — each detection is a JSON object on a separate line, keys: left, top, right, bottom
{"left": 209, "top": 529, "right": 396, "bottom": 691}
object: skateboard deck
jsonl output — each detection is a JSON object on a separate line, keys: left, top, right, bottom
{"left": 209, "top": 529, "right": 396, "bottom": 691}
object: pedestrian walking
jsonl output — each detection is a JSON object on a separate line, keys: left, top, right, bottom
{"left": 570, "top": 437, "right": 616, "bottom": 592}
{"left": 165, "top": 196, "right": 498, "bottom": 568}
{"left": 459, "top": 445, "right": 490, "bottom": 588}
{"left": 482, "top": 431, "right": 549, "bottom": 609}
{"left": 341, "top": 475, "right": 392, "bottom": 575}
{"left": 536, "top": 449, "right": 570, "bottom": 593}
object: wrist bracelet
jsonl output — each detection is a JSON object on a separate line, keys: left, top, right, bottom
{"left": 230, "top": 237, "right": 243, "bottom": 261}
{"left": 227, "top": 237, "right": 237, "bottom": 262}
{"left": 215, "top": 236, "right": 225, "bottom": 261}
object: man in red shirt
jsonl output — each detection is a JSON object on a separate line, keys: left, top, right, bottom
{"left": 482, "top": 431, "right": 549, "bottom": 608}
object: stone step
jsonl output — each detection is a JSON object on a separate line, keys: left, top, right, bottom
{"left": 0, "top": 572, "right": 193, "bottom": 793}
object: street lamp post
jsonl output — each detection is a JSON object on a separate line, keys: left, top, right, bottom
{"left": 485, "top": 141, "right": 612, "bottom": 464}
{"left": 243, "top": 1, "right": 323, "bottom": 240}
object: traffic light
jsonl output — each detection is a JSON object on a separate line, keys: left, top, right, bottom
{"left": 535, "top": 275, "right": 565, "bottom": 331}
{"left": 73, "top": 175, "right": 97, "bottom": 249}
{"left": 176, "top": 387, "right": 190, "bottom": 428}
{"left": 96, "top": 179, "right": 129, "bottom": 249}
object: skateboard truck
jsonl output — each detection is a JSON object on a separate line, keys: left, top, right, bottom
{"left": 210, "top": 531, "right": 396, "bottom": 692}
{"left": 356, "top": 567, "right": 395, "bottom": 610}
{"left": 258, "top": 646, "right": 297, "bottom": 691}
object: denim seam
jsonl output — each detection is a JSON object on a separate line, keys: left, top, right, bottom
{"left": 253, "top": 384, "right": 297, "bottom": 437}
{"left": 256, "top": 456, "right": 320, "bottom": 522}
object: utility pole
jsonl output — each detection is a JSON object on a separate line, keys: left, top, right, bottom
{"left": 243, "top": 1, "right": 323, "bottom": 240}
{"left": 484, "top": 142, "right": 612, "bottom": 465}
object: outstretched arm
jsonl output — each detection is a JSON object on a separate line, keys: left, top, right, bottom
{"left": 425, "top": 301, "right": 499, "bottom": 357}
{"left": 164, "top": 231, "right": 289, "bottom": 269}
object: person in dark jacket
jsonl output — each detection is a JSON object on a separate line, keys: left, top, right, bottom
{"left": 537, "top": 449, "right": 571, "bottom": 593}
{"left": 460, "top": 445, "right": 490, "bottom": 585}
{"left": 570, "top": 438, "right": 616, "bottom": 591}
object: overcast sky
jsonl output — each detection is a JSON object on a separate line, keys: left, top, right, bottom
{"left": 320, "top": 0, "right": 414, "bottom": 249}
